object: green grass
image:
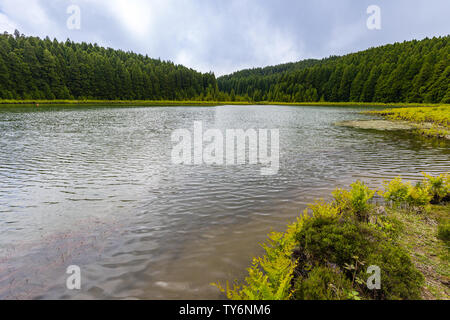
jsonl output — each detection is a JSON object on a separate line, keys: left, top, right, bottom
{"left": 368, "top": 106, "right": 450, "bottom": 139}
{"left": 391, "top": 204, "right": 450, "bottom": 299}
{"left": 0, "top": 99, "right": 238, "bottom": 107}
{"left": 1, "top": 99, "right": 449, "bottom": 108}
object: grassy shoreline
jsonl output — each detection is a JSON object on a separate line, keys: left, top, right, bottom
{"left": 1, "top": 99, "right": 449, "bottom": 108}
{"left": 367, "top": 106, "right": 450, "bottom": 139}
{"left": 215, "top": 174, "right": 450, "bottom": 300}
{"left": 393, "top": 203, "right": 450, "bottom": 299}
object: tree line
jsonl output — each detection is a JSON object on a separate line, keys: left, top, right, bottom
{"left": 1, "top": 31, "right": 448, "bottom": 103}
{"left": 0, "top": 30, "right": 220, "bottom": 101}
{"left": 218, "top": 36, "right": 449, "bottom": 104}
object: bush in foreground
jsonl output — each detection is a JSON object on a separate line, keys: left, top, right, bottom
{"left": 437, "top": 220, "right": 450, "bottom": 243}
{"left": 293, "top": 266, "right": 353, "bottom": 300}
{"left": 214, "top": 173, "right": 449, "bottom": 300}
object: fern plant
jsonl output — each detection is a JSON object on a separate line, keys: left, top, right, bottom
{"left": 212, "top": 217, "right": 303, "bottom": 300}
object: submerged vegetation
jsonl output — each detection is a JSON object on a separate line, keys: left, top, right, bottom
{"left": 369, "top": 105, "right": 450, "bottom": 139}
{"left": 214, "top": 173, "right": 450, "bottom": 300}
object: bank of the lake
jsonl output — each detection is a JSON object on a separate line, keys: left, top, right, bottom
{"left": 1, "top": 99, "right": 449, "bottom": 108}
{"left": 367, "top": 105, "right": 450, "bottom": 140}
{"left": 216, "top": 174, "right": 450, "bottom": 300}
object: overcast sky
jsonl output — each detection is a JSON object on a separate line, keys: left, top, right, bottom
{"left": 0, "top": 0, "right": 449, "bottom": 76}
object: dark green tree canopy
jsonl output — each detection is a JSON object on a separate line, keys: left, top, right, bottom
{"left": 0, "top": 31, "right": 217, "bottom": 101}
{"left": 0, "top": 32, "right": 448, "bottom": 104}
{"left": 218, "top": 36, "right": 449, "bottom": 104}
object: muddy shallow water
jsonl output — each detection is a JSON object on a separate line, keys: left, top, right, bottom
{"left": 0, "top": 105, "right": 449, "bottom": 299}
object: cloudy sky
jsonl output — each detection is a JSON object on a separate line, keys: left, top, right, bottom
{"left": 0, "top": 0, "right": 449, "bottom": 75}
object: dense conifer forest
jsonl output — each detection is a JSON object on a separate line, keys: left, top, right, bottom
{"left": 0, "top": 32, "right": 448, "bottom": 103}
{"left": 0, "top": 30, "right": 218, "bottom": 100}
{"left": 218, "top": 36, "right": 449, "bottom": 103}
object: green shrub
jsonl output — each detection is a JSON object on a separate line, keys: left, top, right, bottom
{"left": 294, "top": 266, "right": 353, "bottom": 300}
{"left": 368, "top": 214, "right": 403, "bottom": 240}
{"left": 364, "top": 244, "right": 424, "bottom": 300}
{"left": 406, "top": 182, "right": 432, "bottom": 207}
{"left": 296, "top": 216, "right": 423, "bottom": 300}
{"left": 382, "top": 177, "right": 410, "bottom": 207}
{"left": 332, "top": 187, "right": 352, "bottom": 215}
{"left": 423, "top": 173, "right": 450, "bottom": 203}
{"left": 349, "top": 181, "right": 375, "bottom": 221}
{"left": 332, "top": 181, "right": 375, "bottom": 221}
{"left": 215, "top": 176, "right": 435, "bottom": 301}
{"left": 295, "top": 217, "right": 379, "bottom": 268}
{"left": 382, "top": 173, "right": 450, "bottom": 208}
{"left": 307, "top": 200, "right": 340, "bottom": 219}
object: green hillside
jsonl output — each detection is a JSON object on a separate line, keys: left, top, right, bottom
{"left": 218, "top": 36, "right": 449, "bottom": 104}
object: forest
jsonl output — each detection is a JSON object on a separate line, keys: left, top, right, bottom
{"left": 0, "top": 30, "right": 219, "bottom": 101}
{"left": 218, "top": 36, "right": 449, "bottom": 104}
{"left": 0, "top": 31, "right": 448, "bottom": 104}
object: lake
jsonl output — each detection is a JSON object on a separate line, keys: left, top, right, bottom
{"left": 0, "top": 105, "right": 449, "bottom": 299}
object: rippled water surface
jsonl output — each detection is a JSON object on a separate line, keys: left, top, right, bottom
{"left": 0, "top": 105, "right": 449, "bottom": 299}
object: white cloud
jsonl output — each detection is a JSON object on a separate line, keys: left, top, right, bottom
{"left": 328, "top": 18, "right": 368, "bottom": 53}
{"left": 0, "top": 0, "right": 448, "bottom": 76}
{"left": 0, "top": 0, "right": 56, "bottom": 36}
{"left": 106, "top": 0, "right": 155, "bottom": 38}
{"left": 0, "top": 12, "right": 17, "bottom": 33}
